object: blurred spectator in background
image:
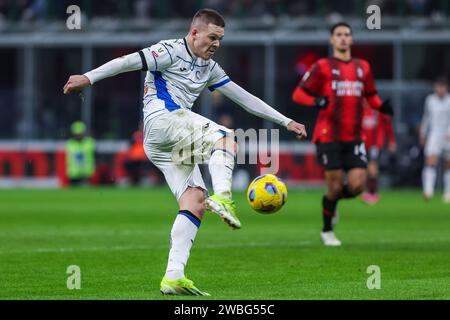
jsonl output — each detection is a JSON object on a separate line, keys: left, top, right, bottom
{"left": 205, "top": 0, "right": 229, "bottom": 14}
{"left": 133, "top": 0, "right": 152, "bottom": 21}
{"left": 123, "top": 124, "right": 147, "bottom": 186}
{"left": 22, "top": 0, "right": 45, "bottom": 21}
{"left": 420, "top": 77, "right": 450, "bottom": 203}
{"left": 0, "top": 0, "right": 448, "bottom": 24}
{"left": 0, "top": 0, "right": 8, "bottom": 21}
{"left": 217, "top": 113, "right": 234, "bottom": 128}
{"left": 66, "top": 121, "right": 96, "bottom": 186}
{"left": 393, "top": 125, "right": 423, "bottom": 187}
{"left": 407, "top": 0, "right": 429, "bottom": 15}
{"left": 295, "top": 51, "right": 320, "bottom": 78}
{"left": 123, "top": 123, "right": 163, "bottom": 186}
{"left": 361, "top": 100, "right": 396, "bottom": 204}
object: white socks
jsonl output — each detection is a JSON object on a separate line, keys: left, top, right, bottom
{"left": 165, "top": 211, "right": 201, "bottom": 281}
{"left": 444, "top": 170, "right": 450, "bottom": 196}
{"left": 208, "top": 148, "right": 235, "bottom": 198}
{"left": 164, "top": 147, "right": 236, "bottom": 281}
{"left": 422, "top": 166, "right": 436, "bottom": 197}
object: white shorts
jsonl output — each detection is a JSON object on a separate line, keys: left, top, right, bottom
{"left": 143, "top": 109, "right": 232, "bottom": 201}
{"left": 425, "top": 133, "right": 450, "bottom": 159}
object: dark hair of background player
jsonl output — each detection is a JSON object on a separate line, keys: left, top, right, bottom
{"left": 330, "top": 22, "right": 352, "bottom": 35}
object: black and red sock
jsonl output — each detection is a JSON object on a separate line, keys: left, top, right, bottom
{"left": 322, "top": 195, "right": 337, "bottom": 232}
{"left": 367, "top": 176, "right": 378, "bottom": 194}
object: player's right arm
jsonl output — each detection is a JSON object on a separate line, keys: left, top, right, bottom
{"left": 291, "top": 62, "right": 328, "bottom": 109}
{"left": 63, "top": 43, "right": 173, "bottom": 94}
{"left": 206, "top": 62, "right": 307, "bottom": 139}
{"left": 63, "top": 52, "right": 144, "bottom": 94}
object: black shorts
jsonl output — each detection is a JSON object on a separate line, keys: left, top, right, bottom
{"left": 316, "top": 140, "right": 368, "bottom": 171}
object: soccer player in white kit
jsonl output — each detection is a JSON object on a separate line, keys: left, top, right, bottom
{"left": 419, "top": 77, "right": 450, "bottom": 203}
{"left": 63, "top": 9, "right": 307, "bottom": 296}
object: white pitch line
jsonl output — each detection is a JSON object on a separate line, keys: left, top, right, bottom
{"left": 0, "top": 241, "right": 313, "bottom": 255}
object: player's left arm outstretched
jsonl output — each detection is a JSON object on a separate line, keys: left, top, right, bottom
{"left": 215, "top": 81, "right": 307, "bottom": 140}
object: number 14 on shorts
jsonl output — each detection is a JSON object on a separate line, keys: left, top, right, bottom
{"left": 354, "top": 142, "right": 367, "bottom": 162}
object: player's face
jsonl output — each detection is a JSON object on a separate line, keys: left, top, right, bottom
{"left": 330, "top": 26, "right": 353, "bottom": 52}
{"left": 434, "top": 83, "right": 448, "bottom": 97}
{"left": 191, "top": 23, "right": 224, "bottom": 60}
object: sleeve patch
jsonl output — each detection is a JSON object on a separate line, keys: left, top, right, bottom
{"left": 138, "top": 50, "right": 148, "bottom": 71}
{"left": 208, "top": 78, "right": 231, "bottom": 91}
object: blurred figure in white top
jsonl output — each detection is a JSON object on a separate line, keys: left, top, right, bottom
{"left": 420, "top": 77, "right": 450, "bottom": 203}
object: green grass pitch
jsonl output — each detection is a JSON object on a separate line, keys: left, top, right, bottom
{"left": 0, "top": 187, "right": 449, "bottom": 300}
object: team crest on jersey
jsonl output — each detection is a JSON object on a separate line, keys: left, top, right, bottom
{"left": 152, "top": 47, "right": 165, "bottom": 58}
{"left": 332, "top": 69, "right": 340, "bottom": 76}
{"left": 357, "top": 67, "right": 363, "bottom": 78}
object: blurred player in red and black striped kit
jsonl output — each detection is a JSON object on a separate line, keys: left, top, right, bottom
{"left": 361, "top": 101, "right": 396, "bottom": 205}
{"left": 292, "top": 22, "right": 394, "bottom": 246}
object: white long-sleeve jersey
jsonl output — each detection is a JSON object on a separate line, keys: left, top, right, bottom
{"left": 84, "top": 38, "right": 292, "bottom": 127}
{"left": 420, "top": 93, "right": 450, "bottom": 137}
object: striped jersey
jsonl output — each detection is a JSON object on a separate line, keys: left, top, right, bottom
{"left": 300, "top": 57, "right": 377, "bottom": 143}
{"left": 138, "top": 38, "right": 230, "bottom": 122}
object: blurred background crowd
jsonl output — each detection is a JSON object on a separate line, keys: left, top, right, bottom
{"left": 0, "top": 0, "right": 449, "bottom": 25}
{"left": 0, "top": 0, "right": 449, "bottom": 189}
